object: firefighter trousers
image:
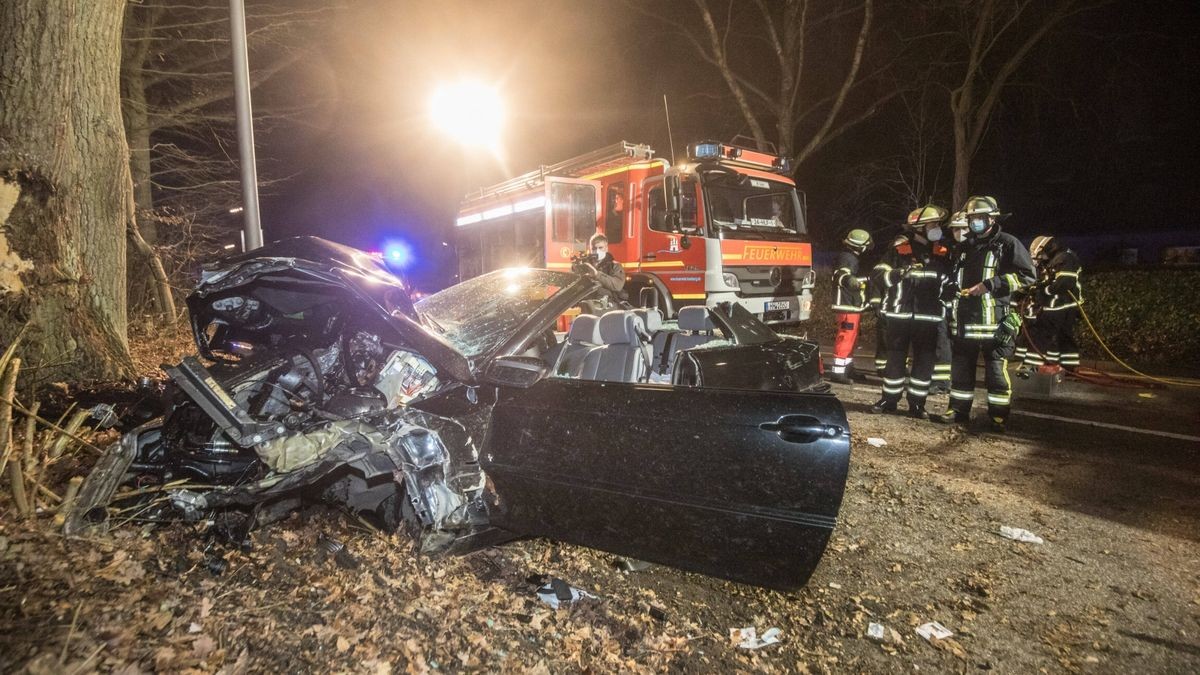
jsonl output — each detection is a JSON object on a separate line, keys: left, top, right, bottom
{"left": 1026, "top": 308, "right": 1080, "bottom": 368}
{"left": 832, "top": 313, "right": 862, "bottom": 376}
{"left": 948, "top": 337, "right": 1015, "bottom": 422}
{"left": 880, "top": 319, "right": 939, "bottom": 408}
{"left": 1014, "top": 317, "right": 1036, "bottom": 366}
{"left": 873, "top": 314, "right": 888, "bottom": 373}
{"left": 933, "top": 319, "right": 952, "bottom": 388}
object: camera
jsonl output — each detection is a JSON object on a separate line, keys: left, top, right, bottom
{"left": 570, "top": 251, "right": 598, "bottom": 274}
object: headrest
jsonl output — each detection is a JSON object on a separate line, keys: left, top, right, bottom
{"left": 598, "top": 311, "right": 638, "bottom": 345}
{"left": 677, "top": 306, "right": 714, "bottom": 332}
{"left": 632, "top": 308, "right": 662, "bottom": 332}
{"left": 568, "top": 314, "right": 601, "bottom": 344}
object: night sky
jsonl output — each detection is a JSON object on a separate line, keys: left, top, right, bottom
{"left": 255, "top": 0, "right": 1199, "bottom": 287}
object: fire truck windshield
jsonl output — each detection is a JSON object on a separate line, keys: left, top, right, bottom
{"left": 702, "top": 171, "right": 807, "bottom": 241}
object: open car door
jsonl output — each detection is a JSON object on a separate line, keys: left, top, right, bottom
{"left": 481, "top": 378, "right": 850, "bottom": 590}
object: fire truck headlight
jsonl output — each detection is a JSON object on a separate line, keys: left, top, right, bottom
{"left": 722, "top": 272, "right": 740, "bottom": 290}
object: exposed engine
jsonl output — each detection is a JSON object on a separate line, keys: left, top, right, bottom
{"left": 147, "top": 327, "right": 440, "bottom": 486}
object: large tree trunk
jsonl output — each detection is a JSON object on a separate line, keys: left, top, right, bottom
{"left": 0, "top": 0, "right": 135, "bottom": 383}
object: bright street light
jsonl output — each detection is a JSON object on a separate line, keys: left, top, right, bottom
{"left": 429, "top": 80, "right": 504, "bottom": 153}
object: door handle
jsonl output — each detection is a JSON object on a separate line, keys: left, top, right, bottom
{"left": 643, "top": 253, "right": 657, "bottom": 261}
{"left": 759, "top": 415, "right": 843, "bottom": 443}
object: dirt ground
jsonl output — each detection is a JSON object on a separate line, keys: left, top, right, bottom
{"left": 1, "top": 333, "right": 1198, "bottom": 673}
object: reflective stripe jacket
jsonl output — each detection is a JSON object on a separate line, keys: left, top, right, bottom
{"left": 832, "top": 249, "right": 868, "bottom": 312}
{"left": 948, "top": 226, "right": 1037, "bottom": 340}
{"left": 1037, "top": 249, "right": 1083, "bottom": 311}
{"left": 872, "top": 236, "right": 952, "bottom": 322}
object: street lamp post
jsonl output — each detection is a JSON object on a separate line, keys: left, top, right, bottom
{"left": 230, "top": 0, "right": 263, "bottom": 250}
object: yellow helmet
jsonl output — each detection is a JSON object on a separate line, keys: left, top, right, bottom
{"left": 947, "top": 210, "right": 968, "bottom": 229}
{"left": 905, "top": 204, "right": 948, "bottom": 231}
{"left": 843, "top": 228, "right": 872, "bottom": 252}
{"left": 962, "top": 195, "right": 1003, "bottom": 217}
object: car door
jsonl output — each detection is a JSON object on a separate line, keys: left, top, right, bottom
{"left": 480, "top": 378, "right": 850, "bottom": 590}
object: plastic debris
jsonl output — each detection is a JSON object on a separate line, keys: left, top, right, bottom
{"left": 1137, "top": 392, "right": 1155, "bottom": 399}
{"left": 868, "top": 622, "right": 904, "bottom": 644}
{"left": 998, "top": 525, "right": 1044, "bottom": 544}
{"left": 916, "top": 621, "right": 954, "bottom": 642}
{"left": 535, "top": 578, "right": 597, "bottom": 609}
{"left": 867, "top": 437, "right": 887, "bottom": 448}
{"left": 731, "top": 626, "right": 782, "bottom": 649}
{"left": 315, "top": 534, "right": 360, "bottom": 569}
{"left": 89, "top": 403, "right": 120, "bottom": 429}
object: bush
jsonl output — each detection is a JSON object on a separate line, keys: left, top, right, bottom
{"left": 1073, "top": 269, "right": 1200, "bottom": 372}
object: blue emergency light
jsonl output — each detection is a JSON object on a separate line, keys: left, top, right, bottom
{"left": 689, "top": 141, "right": 722, "bottom": 160}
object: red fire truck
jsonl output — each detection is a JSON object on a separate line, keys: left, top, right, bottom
{"left": 454, "top": 140, "right": 815, "bottom": 324}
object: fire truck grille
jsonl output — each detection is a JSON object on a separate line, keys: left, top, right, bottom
{"left": 725, "top": 266, "right": 807, "bottom": 297}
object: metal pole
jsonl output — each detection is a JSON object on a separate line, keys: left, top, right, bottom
{"left": 230, "top": 0, "right": 263, "bottom": 250}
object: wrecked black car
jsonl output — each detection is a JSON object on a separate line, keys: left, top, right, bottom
{"left": 67, "top": 237, "right": 850, "bottom": 590}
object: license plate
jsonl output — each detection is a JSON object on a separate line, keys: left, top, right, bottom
{"left": 765, "top": 300, "right": 790, "bottom": 311}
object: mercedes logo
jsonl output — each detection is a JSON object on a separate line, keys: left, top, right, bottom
{"left": 769, "top": 266, "right": 783, "bottom": 287}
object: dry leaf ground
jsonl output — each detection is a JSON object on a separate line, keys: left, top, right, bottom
{"left": 2, "top": 328, "right": 1198, "bottom": 673}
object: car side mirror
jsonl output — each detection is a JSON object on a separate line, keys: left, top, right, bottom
{"left": 680, "top": 234, "right": 692, "bottom": 250}
{"left": 483, "top": 355, "right": 549, "bottom": 389}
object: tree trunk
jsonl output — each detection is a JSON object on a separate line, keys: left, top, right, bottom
{"left": 952, "top": 129, "right": 971, "bottom": 210}
{"left": 0, "top": 0, "right": 135, "bottom": 383}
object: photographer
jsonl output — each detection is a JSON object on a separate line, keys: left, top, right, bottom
{"left": 576, "top": 233, "right": 627, "bottom": 308}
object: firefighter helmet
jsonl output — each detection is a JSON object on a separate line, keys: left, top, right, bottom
{"left": 947, "top": 210, "right": 968, "bottom": 229}
{"left": 843, "top": 228, "right": 872, "bottom": 252}
{"left": 962, "top": 195, "right": 1003, "bottom": 217}
{"left": 1029, "top": 235, "right": 1058, "bottom": 260}
{"left": 905, "top": 204, "right": 948, "bottom": 230}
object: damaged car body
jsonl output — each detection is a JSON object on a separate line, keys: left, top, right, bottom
{"left": 67, "top": 237, "right": 850, "bottom": 590}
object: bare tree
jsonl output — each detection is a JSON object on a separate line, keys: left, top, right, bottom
{"left": 944, "top": 0, "right": 1103, "bottom": 206}
{"left": 121, "top": 1, "right": 325, "bottom": 318}
{"left": 643, "top": 0, "right": 898, "bottom": 167}
{"left": 1, "top": 0, "right": 135, "bottom": 382}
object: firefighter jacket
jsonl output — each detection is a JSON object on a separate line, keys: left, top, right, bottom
{"left": 871, "top": 236, "right": 952, "bottom": 323}
{"left": 946, "top": 226, "right": 1037, "bottom": 341}
{"left": 831, "top": 249, "right": 868, "bottom": 312}
{"left": 1036, "top": 249, "right": 1084, "bottom": 311}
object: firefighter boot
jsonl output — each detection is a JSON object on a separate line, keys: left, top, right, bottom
{"left": 932, "top": 408, "right": 969, "bottom": 425}
{"left": 870, "top": 398, "right": 898, "bottom": 415}
{"left": 988, "top": 416, "right": 1007, "bottom": 434}
{"left": 908, "top": 402, "right": 928, "bottom": 420}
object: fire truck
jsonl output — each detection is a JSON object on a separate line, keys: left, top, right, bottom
{"left": 454, "top": 140, "right": 815, "bottom": 324}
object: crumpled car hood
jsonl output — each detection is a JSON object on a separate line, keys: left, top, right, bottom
{"left": 189, "top": 236, "right": 476, "bottom": 385}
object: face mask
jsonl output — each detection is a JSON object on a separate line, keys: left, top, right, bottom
{"left": 952, "top": 229, "right": 967, "bottom": 242}
{"left": 968, "top": 216, "right": 990, "bottom": 235}
{"left": 593, "top": 247, "right": 607, "bottom": 258}
{"left": 925, "top": 226, "right": 943, "bottom": 242}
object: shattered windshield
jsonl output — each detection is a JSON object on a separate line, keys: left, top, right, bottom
{"left": 703, "top": 171, "right": 807, "bottom": 241}
{"left": 415, "top": 269, "right": 579, "bottom": 357}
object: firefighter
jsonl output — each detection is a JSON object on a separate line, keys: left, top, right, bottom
{"left": 1023, "top": 235, "right": 1083, "bottom": 371}
{"left": 931, "top": 211, "right": 967, "bottom": 394}
{"left": 870, "top": 205, "right": 953, "bottom": 418}
{"left": 933, "top": 196, "right": 1037, "bottom": 432}
{"left": 868, "top": 237, "right": 906, "bottom": 375}
{"left": 829, "top": 229, "right": 873, "bottom": 383}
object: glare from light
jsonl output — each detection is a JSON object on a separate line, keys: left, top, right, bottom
{"left": 382, "top": 241, "right": 414, "bottom": 269}
{"left": 429, "top": 80, "right": 505, "bottom": 152}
